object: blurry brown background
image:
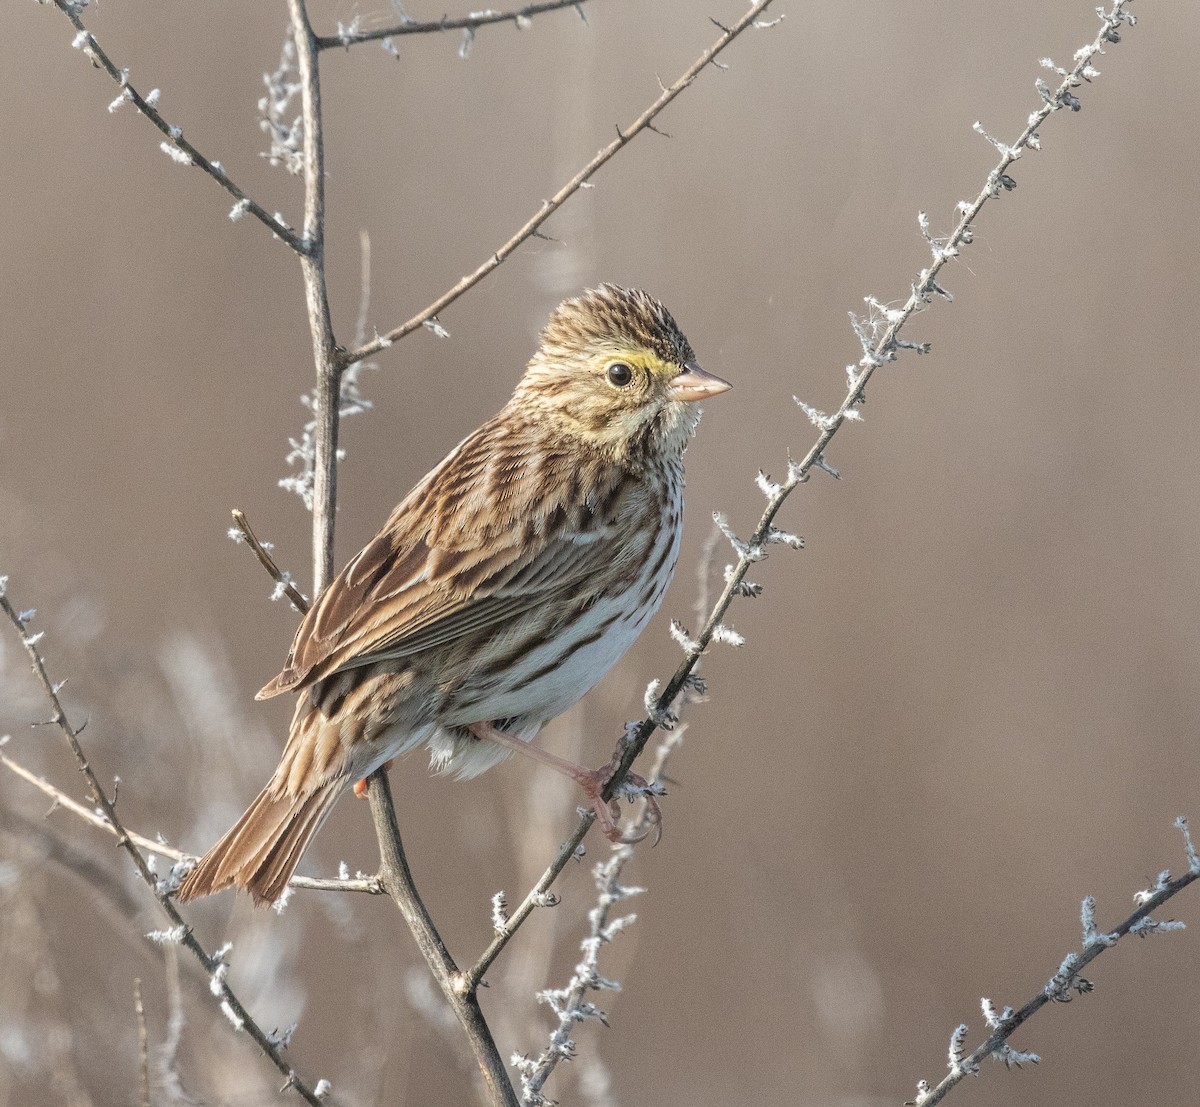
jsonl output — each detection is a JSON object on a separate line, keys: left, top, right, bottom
{"left": 2, "top": 1, "right": 1199, "bottom": 1105}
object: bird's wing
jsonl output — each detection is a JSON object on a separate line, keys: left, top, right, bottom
{"left": 258, "top": 417, "right": 642, "bottom": 698}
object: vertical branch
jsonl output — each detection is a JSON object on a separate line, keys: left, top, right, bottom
{"left": 366, "top": 778, "right": 520, "bottom": 1107}
{"left": 287, "top": 0, "right": 341, "bottom": 593}
{"left": 285, "top": 7, "right": 513, "bottom": 1101}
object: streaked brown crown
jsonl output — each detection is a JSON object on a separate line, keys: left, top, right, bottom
{"left": 536, "top": 284, "right": 695, "bottom": 368}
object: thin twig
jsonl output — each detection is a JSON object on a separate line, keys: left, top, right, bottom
{"left": 231, "top": 509, "right": 311, "bottom": 612}
{"left": 46, "top": 0, "right": 305, "bottom": 253}
{"left": 343, "top": 0, "right": 778, "bottom": 366}
{"left": 914, "top": 819, "right": 1197, "bottom": 1106}
{"left": 365, "top": 776, "right": 519, "bottom": 1107}
{"left": 159, "top": 945, "right": 186, "bottom": 1104}
{"left": 514, "top": 847, "right": 636, "bottom": 1102}
{"left": 316, "top": 0, "right": 591, "bottom": 49}
{"left": 468, "top": 0, "right": 1139, "bottom": 990}
{"left": 0, "top": 588, "right": 332, "bottom": 1106}
{"left": 0, "top": 751, "right": 382, "bottom": 894}
{"left": 354, "top": 230, "right": 374, "bottom": 350}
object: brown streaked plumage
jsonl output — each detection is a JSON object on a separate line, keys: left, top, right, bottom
{"left": 177, "top": 285, "right": 730, "bottom": 906}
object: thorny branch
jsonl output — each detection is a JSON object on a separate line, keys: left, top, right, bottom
{"left": 0, "top": 584, "right": 334, "bottom": 1107}
{"left": 317, "top": 0, "right": 591, "bottom": 50}
{"left": 45, "top": 0, "right": 305, "bottom": 252}
{"left": 343, "top": 0, "right": 780, "bottom": 366}
{"left": 912, "top": 817, "right": 1197, "bottom": 1107}
{"left": 467, "top": 0, "right": 1141, "bottom": 992}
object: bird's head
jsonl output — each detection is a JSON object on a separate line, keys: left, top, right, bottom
{"left": 512, "top": 284, "right": 731, "bottom": 463}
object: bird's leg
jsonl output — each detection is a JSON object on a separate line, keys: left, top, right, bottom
{"left": 467, "top": 722, "right": 662, "bottom": 843}
{"left": 353, "top": 760, "right": 394, "bottom": 798}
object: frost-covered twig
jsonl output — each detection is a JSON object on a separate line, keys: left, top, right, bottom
{"left": 464, "top": 0, "right": 1141, "bottom": 999}
{"left": 260, "top": 35, "right": 305, "bottom": 175}
{"left": 278, "top": 239, "right": 376, "bottom": 516}
{"left": 44, "top": 1, "right": 305, "bottom": 252}
{"left": 513, "top": 850, "right": 643, "bottom": 1105}
{"left": 0, "top": 585, "right": 333, "bottom": 1105}
{"left": 606, "top": 0, "right": 1142, "bottom": 881}
{"left": 508, "top": 712, "right": 689, "bottom": 1103}
{"left": 344, "top": 0, "right": 780, "bottom": 366}
{"left": 316, "top": 0, "right": 591, "bottom": 50}
{"left": 230, "top": 509, "right": 311, "bottom": 612}
{"left": 911, "top": 815, "right": 1196, "bottom": 1107}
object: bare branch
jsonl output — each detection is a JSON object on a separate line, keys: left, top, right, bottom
{"left": 364, "top": 775, "right": 519, "bottom": 1106}
{"left": 284, "top": 0, "right": 342, "bottom": 595}
{"left": 45, "top": 0, "right": 305, "bottom": 252}
{"left": 230, "top": 508, "right": 310, "bottom": 612}
{"left": 317, "top": 0, "right": 592, "bottom": 49}
{"left": 344, "top": 0, "right": 779, "bottom": 366}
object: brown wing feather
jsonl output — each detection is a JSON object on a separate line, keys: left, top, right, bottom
{"left": 258, "top": 411, "right": 635, "bottom": 700}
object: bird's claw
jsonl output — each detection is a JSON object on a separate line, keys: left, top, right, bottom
{"left": 582, "top": 767, "right": 664, "bottom": 845}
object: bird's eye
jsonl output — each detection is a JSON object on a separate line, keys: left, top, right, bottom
{"left": 606, "top": 362, "right": 633, "bottom": 388}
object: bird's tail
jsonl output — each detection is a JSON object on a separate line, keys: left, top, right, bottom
{"left": 176, "top": 778, "right": 344, "bottom": 907}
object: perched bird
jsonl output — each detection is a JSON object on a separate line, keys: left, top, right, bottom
{"left": 178, "top": 285, "right": 730, "bottom": 906}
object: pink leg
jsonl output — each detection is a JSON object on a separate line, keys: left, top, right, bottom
{"left": 353, "top": 759, "right": 393, "bottom": 798}
{"left": 467, "top": 723, "right": 662, "bottom": 843}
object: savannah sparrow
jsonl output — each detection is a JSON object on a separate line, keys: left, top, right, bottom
{"left": 178, "top": 285, "right": 730, "bottom": 905}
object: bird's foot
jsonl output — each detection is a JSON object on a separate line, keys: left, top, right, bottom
{"left": 466, "top": 721, "right": 664, "bottom": 843}
{"left": 578, "top": 765, "right": 664, "bottom": 845}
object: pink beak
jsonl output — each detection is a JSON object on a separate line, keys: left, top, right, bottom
{"left": 667, "top": 361, "right": 733, "bottom": 402}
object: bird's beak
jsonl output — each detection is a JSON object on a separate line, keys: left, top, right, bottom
{"left": 667, "top": 361, "right": 733, "bottom": 402}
